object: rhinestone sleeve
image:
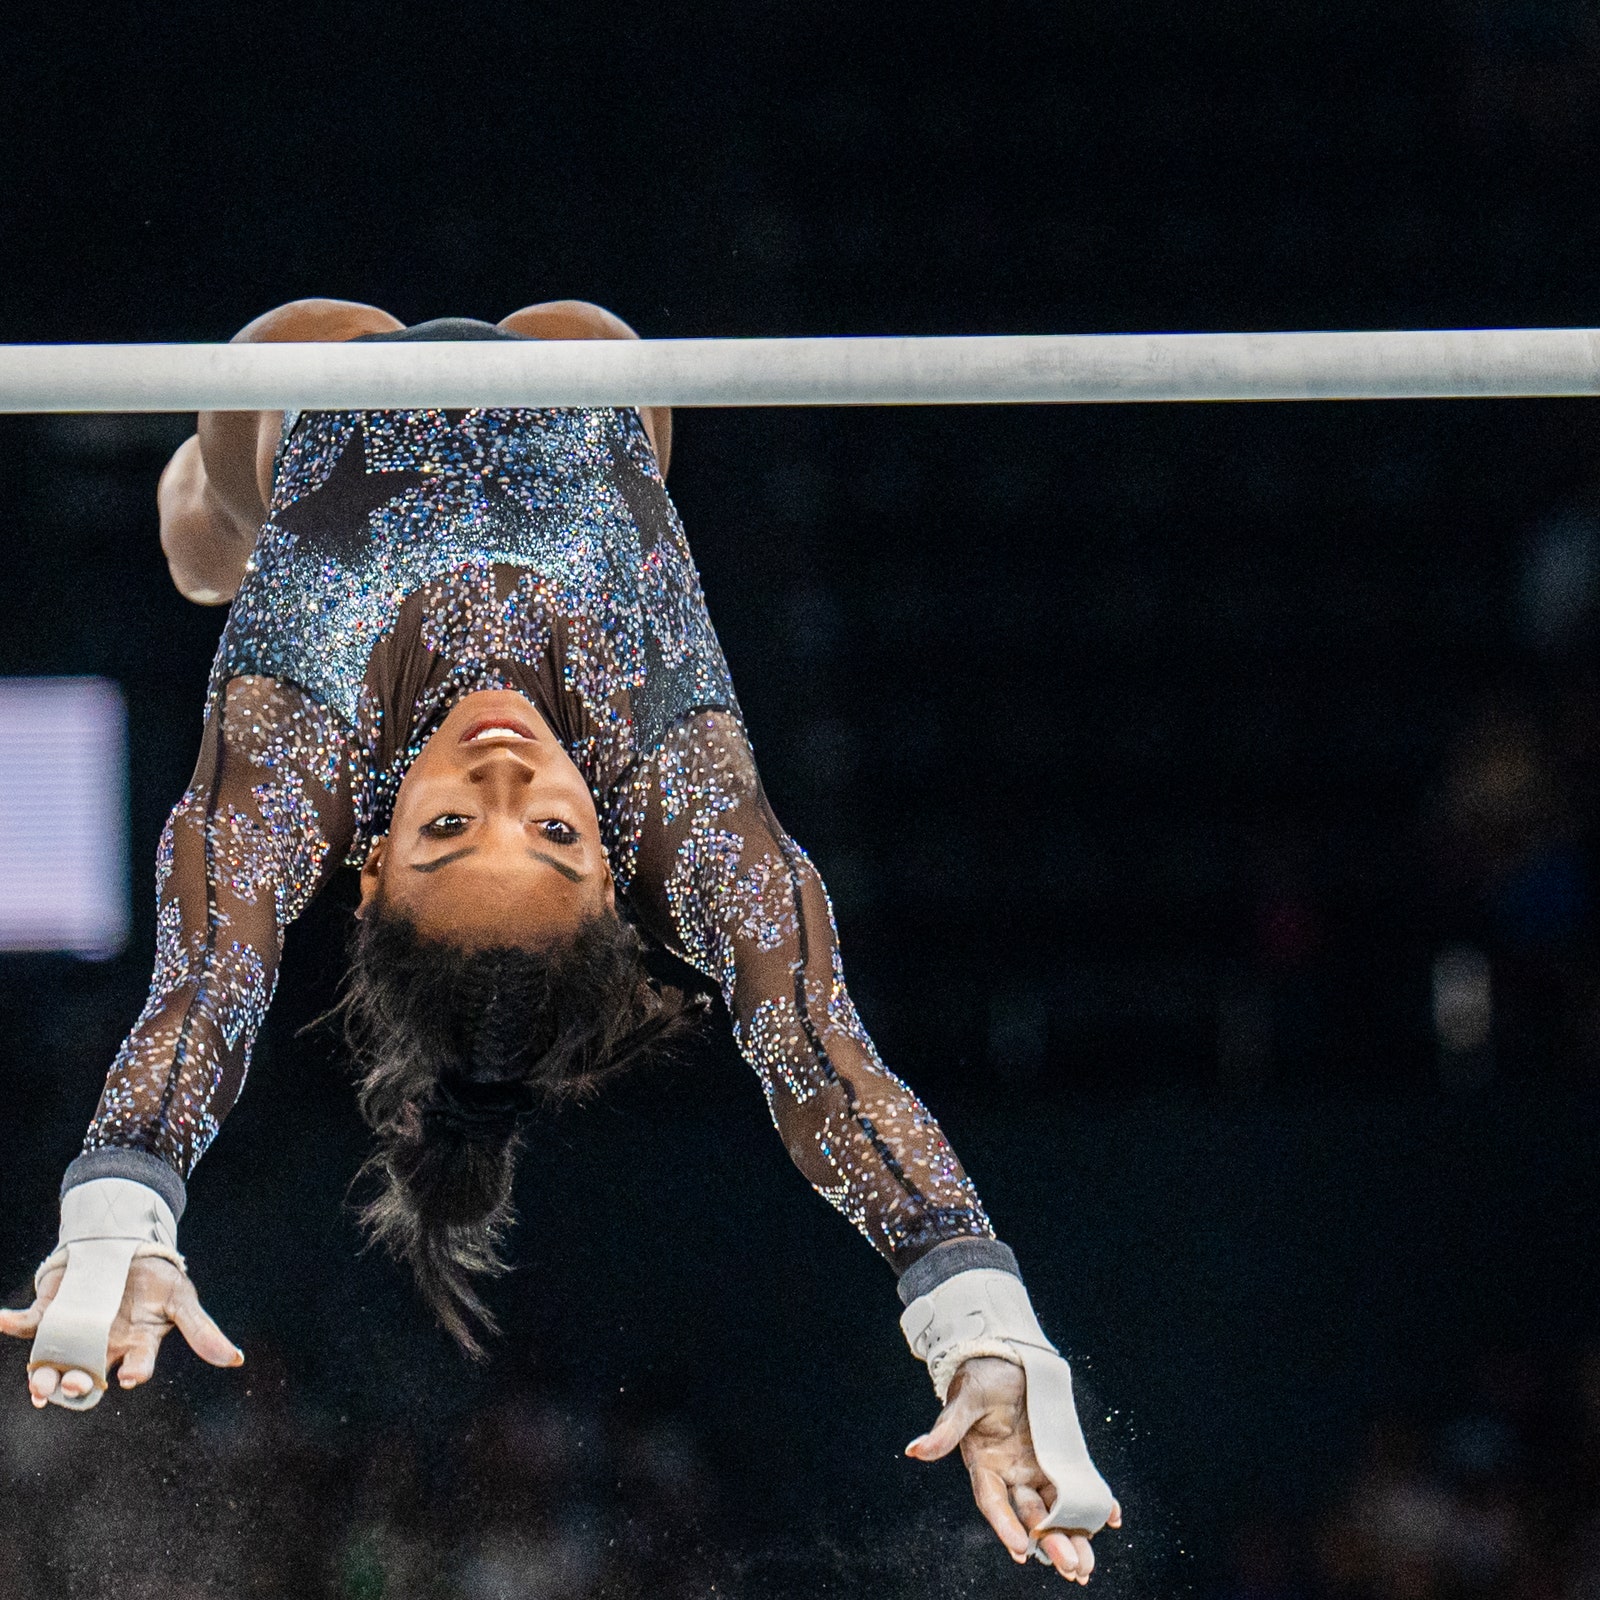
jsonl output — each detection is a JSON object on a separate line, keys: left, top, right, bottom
{"left": 630, "top": 711, "right": 994, "bottom": 1272}
{"left": 82, "top": 677, "right": 353, "bottom": 1179}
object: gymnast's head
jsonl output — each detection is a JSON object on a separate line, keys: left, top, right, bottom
{"left": 341, "top": 689, "right": 696, "bottom": 1354}
{"left": 358, "top": 687, "right": 616, "bottom": 944}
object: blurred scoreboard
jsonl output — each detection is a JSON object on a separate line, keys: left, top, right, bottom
{"left": 0, "top": 677, "right": 128, "bottom": 957}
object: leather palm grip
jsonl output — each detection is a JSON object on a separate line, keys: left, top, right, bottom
{"left": 900, "top": 1269, "right": 1116, "bottom": 1544}
{"left": 29, "top": 1179, "right": 179, "bottom": 1412}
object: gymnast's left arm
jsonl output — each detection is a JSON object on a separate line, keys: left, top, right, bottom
{"left": 626, "top": 711, "right": 1120, "bottom": 1583}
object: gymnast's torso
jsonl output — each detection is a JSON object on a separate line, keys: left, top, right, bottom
{"left": 222, "top": 325, "right": 740, "bottom": 865}
{"left": 73, "top": 317, "right": 996, "bottom": 1275}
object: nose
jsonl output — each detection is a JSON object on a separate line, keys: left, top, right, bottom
{"left": 467, "top": 747, "right": 537, "bottom": 790}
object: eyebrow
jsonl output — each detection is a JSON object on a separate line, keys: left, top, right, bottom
{"left": 410, "top": 848, "right": 473, "bottom": 875}
{"left": 530, "top": 849, "right": 585, "bottom": 883}
{"left": 410, "top": 846, "right": 586, "bottom": 885}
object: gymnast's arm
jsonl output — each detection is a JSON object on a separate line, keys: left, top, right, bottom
{"left": 0, "top": 675, "right": 354, "bottom": 1406}
{"left": 157, "top": 298, "right": 404, "bottom": 604}
{"left": 625, "top": 711, "right": 998, "bottom": 1271}
{"left": 79, "top": 674, "right": 354, "bottom": 1176}
{"left": 625, "top": 712, "right": 1118, "bottom": 1582}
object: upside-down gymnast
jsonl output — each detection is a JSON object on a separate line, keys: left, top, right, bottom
{"left": 0, "top": 299, "right": 1120, "bottom": 1582}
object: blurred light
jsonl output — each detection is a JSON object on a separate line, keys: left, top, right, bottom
{"left": 782, "top": 583, "right": 843, "bottom": 662}
{"left": 0, "top": 677, "right": 128, "bottom": 958}
{"left": 1518, "top": 509, "right": 1600, "bottom": 657}
{"left": 1433, "top": 945, "right": 1494, "bottom": 1094}
{"left": 989, "top": 988, "right": 1049, "bottom": 1079}
{"left": 1217, "top": 961, "right": 1274, "bottom": 1094}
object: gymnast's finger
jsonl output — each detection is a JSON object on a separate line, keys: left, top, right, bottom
{"left": 0, "top": 1303, "right": 43, "bottom": 1339}
{"left": 57, "top": 1369, "right": 94, "bottom": 1401}
{"left": 1014, "top": 1482, "right": 1050, "bottom": 1534}
{"left": 28, "top": 1366, "right": 60, "bottom": 1408}
{"left": 115, "top": 1328, "right": 163, "bottom": 1388}
{"left": 1016, "top": 1488, "right": 1084, "bottom": 1583}
{"left": 906, "top": 1383, "right": 981, "bottom": 1461}
{"left": 972, "top": 1465, "right": 1032, "bottom": 1562}
{"left": 1039, "top": 1530, "right": 1085, "bottom": 1583}
{"left": 1071, "top": 1534, "right": 1096, "bottom": 1582}
{"left": 1108, "top": 1501, "right": 1123, "bottom": 1530}
{"left": 169, "top": 1281, "right": 243, "bottom": 1369}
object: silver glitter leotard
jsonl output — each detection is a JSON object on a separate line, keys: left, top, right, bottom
{"left": 67, "top": 320, "right": 996, "bottom": 1277}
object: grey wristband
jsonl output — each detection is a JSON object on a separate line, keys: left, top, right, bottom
{"left": 897, "top": 1237, "right": 1020, "bottom": 1306}
{"left": 62, "top": 1149, "right": 187, "bottom": 1223}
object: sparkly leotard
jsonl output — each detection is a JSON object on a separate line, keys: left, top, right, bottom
{"left": 66, "top": 320, "right": 1000, "bottom": 1280}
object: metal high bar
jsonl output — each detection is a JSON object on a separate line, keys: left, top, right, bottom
{"left": 0, "top": 329, "right": 1597, "bottom": 412}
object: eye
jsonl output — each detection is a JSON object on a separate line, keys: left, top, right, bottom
{"left": 537, "top": 819, "right": 579, "bottom": 846}
{"left": 421, "top": 813, "right": 473, "bottom": 839}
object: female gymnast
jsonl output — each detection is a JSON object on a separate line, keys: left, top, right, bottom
{"left": 0, "top": 299, "right": 1119, "bottom": 1582}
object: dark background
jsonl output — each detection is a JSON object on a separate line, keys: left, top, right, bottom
{"left": 3, "top": 3, "right": 1600, "bottom": 1597}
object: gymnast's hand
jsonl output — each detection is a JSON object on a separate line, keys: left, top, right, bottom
{"left": 0, "top": 1255, "right": 242, "bottom": 1407}
{"left": 906, "top": 1356, "right": 1122, "bottom": 1585}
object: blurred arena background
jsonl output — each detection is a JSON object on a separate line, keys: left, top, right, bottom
{"left": 4, "top": 2, "right": 1600, "bottom": 1596}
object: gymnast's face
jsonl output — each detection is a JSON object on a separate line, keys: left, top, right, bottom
{"left": 358, "top": 689, "right": 615, "bottom": 947}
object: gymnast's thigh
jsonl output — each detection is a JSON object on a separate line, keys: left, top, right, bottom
{"left": 204, "top": 299, "right": 407, "bottom": 514}
{"left": 496, "top": 300, "right": 671, "bottom": 475}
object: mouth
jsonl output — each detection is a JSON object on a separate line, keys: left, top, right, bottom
{"left": 459, "top": 716, "right": 540, "bottom": 745}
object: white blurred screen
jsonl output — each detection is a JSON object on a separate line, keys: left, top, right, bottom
{"left": 0, "top": 677, "right": 129, "bottom": 958}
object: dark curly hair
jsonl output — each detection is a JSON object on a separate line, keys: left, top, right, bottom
{"left": 338, "top": 905, "right": 702, "bottom": 1355}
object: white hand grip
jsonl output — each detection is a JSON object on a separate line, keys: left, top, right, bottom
{"left": 28, "top": 1178, "right": 179, "bottom": 1412}
{"left": 29, "top": 1239, "right": 143, "bottom": 1410}
{"left": 900, "top": 1268, "right": 1115, "bottom": 1544}
{"left": 1011, "top": 1343, "right": 1117, "bottom": 1537}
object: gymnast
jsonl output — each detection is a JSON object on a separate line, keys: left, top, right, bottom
{"left": 0, "top": 299, "right": 1119, "bottom": 1582}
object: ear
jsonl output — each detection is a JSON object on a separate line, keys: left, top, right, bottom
{"left": 601, "top": 855, "right": 616, "bottom": 913}
{"left": 356, "top": 838, "right": 388, "bottom": 920}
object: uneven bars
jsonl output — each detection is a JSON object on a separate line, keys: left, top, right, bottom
{"left": 0, "top": 329, "right": 1597, "bottom": 412}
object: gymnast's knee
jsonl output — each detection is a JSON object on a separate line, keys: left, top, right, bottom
{"left": 230, "top": 298, "right": 405, "bottom": 345}
{"left": 496, "top": 301, "right": 641, "bottom": 341}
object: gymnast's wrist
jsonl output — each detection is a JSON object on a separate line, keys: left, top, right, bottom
{"left": 898, "top": 1259, "right": 1053, "bottom": 1402}
{"left": 36, "top": 1177, "right": 185, "bottom": 1300}
{"left": 61, "top": 1147, "right": 187, "bottom": 1223}
{"left": 895, "top": 1235, "right": 1021, "bottom": 1305}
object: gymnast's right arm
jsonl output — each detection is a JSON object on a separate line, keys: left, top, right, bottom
{"left": 0, "top": 675, "right": 354, "bottom": 1409}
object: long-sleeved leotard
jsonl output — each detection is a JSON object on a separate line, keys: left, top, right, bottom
{"left": 86, "top": 681, "right": 991, "bottom": 1268}
{"left": 71, "top": 324, "right": 996, "bottom": 1276}
{"left": 624, "top": 710, "right": 991, "bottom": 1266}
{"left": 82, "top": 675, "right": 351, "bottom": 1179}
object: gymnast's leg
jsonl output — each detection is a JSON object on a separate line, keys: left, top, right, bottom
{"left": 158, "top": 298, "right": 403, "bottom": 604}
{"left": 497, "top": 300, "right": 672, "bottom": 477}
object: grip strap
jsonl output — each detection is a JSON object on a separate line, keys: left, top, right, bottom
{"left": 28, "top": 1179, "right": 179, "bottom": 1412}
{"left": 900, "top": 1268, "right": 1115, "bottom": 1550}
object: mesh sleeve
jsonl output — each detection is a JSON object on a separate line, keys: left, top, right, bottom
{"left": 81, "top": 676, "right": 352, "bottom": 1180}
{"left": 627, "top": 711, "right": 994, "bottom": 1272}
